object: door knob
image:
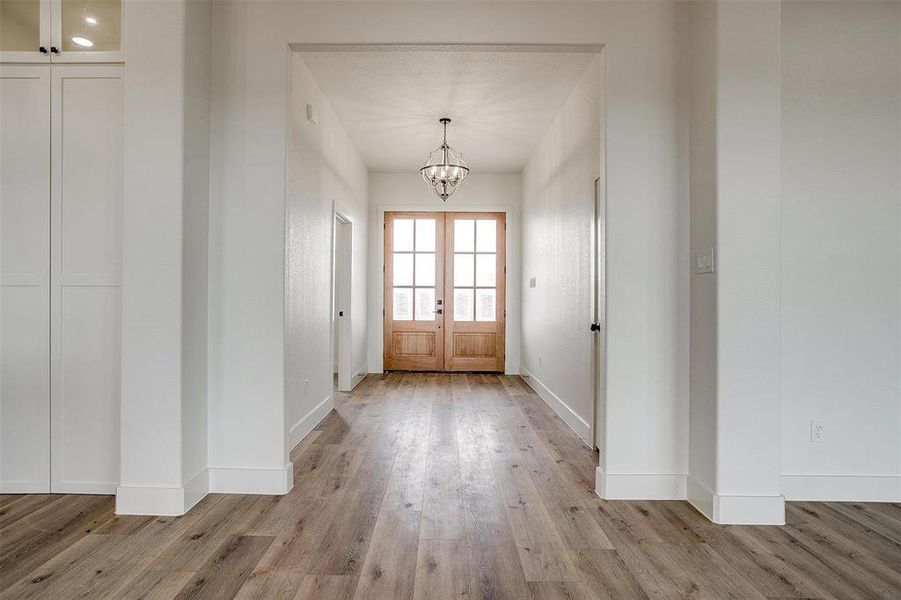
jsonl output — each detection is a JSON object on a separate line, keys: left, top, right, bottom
{"left": 590, "top": 322, "right": 601, "bottom": 332}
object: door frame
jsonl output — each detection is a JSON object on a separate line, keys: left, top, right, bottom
{"left": 331, "top": 205, "right": 354, "bottom": 392}
{"left": 375, "top": 204, "right": 517, "bottom": 374}
{"left": 590, "top": 177, "right": 607, "bottom": 451}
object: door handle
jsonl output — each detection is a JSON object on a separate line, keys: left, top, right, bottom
{"left": 433, "top": 309, "right": 443, "bottom": 315}
{"left": 590, "top": 322, "right": 601, "bottom": 332}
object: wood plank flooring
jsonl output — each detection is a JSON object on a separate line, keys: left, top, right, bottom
{"left": 2, "top": 373, "right": 900, "bottom": 599}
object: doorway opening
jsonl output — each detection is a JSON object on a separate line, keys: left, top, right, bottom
{"left": 383, "top": 211, "right": 506, "bottom": 373}
{"left": 332, "top": 210, "right": 354, "bottom": 391}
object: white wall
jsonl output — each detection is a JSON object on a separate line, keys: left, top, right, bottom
{"left": 285, "top": 55, "right": 369, "bottom": 451}
{"left": 206, "top": 0, "right": 690, "bottom": 497}
{"left": 780, "top": 1, "right": 901, "bottom": 501}
{"left": 118, "top": 0, "right": 212, "bottom": 515}
{"left": 520, "top": 58, "right": 601, "bottom": 445}
{"left": 181, "top": 0, "right": 211, "bottom": 501}
{"left": 367, "top": 173, "right": 522, "bottom": 375}
{"left": 687, "top": 0, "right": 718, "bottom": 507}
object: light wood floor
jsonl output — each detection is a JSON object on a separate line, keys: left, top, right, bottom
{"left": 2, "top": 373, "right": 900, "bottom": 599}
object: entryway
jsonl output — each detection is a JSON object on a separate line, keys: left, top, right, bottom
{"left": 383, "top": 211, "right": 506, "bottom": 372}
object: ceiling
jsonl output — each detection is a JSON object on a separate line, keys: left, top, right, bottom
{"left": 298, "top": 50, "right": 597, "bottom": 173}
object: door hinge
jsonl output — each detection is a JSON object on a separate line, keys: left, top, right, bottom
{"left": 382, "top": 308, "right": 385, "bottom": 317}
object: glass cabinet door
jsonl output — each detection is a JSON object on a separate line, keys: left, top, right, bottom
{"left": 0, "top": 0, "right": 50, "bottom": 61}
{"left": 58, "top": 0, "right": 120, "bottom": 55}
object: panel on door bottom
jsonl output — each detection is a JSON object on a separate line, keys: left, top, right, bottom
{"left": 0, "top": 66, "right": 51, "bottom": 492}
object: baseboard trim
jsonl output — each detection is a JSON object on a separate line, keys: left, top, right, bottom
{"left": 116, "top": 484, "right": 189, "bottom": 516}
{"left": 686, "top": 475, "right": 784, "bottom": 524}
{"left": 782, "top": 473, "right": 901, "bottom": 502}
{"left": 504, "top": 363, "right": 520, "bottom": 376}
{"left": 183, "top": 468, "right": 210, "bottom": 513}
{"left": 596, "top": 466, "right": 687, "bottom": 500}
{"left": 288, "top": 394, "right": 334, "bottom": 451}
{"left": 208, "top": 463, "right": 294, "bottom": 495}
{"left": 520, "top": 366, "right": 591, "bottom": 445}
{"left": 350, "top": 367, "right": 367, "bottom": 390}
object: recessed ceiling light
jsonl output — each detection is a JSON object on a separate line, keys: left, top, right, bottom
{"left": 72, "top": 36, "right": 94, "bottom": 47}
{"left": 85, "top": 15, "right": 97, "bottom": 25}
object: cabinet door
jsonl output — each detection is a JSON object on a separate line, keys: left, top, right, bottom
{"left": 0, "top": 66, "right": 51, "bottom": 493}
{"left": 0, "top": 0, "right": 51, "bottom": 62}
{"left": 50, "top": 65, "right": 123, "bottom": 494}
{"left": 50, "top": 0, "right": 122, "bottom": 63}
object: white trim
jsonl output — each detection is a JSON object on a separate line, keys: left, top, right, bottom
{"left": 183, "top": 469, "right": 210, "bottom": 513}
{"left": 288, "top": 394, "right": 334, "bottom": 451}
{"left": 51, "top": 481, "right": 118, "bottom": 495}
{"left": 781, "top": 474, "right": 901, "bottom": 502}
{"left": 208, "top": 464, "right": 294, "bottom": 495}
{"left": 596, "top": 466, "right": 687, "bottom": 500}
{"left": 0, "top": 481, "right": 52, "bottom": 494}
{"left": 115, "top": 469, "right": 211, "bottom": 516}
{"left": 520, "top": 366, "right": 591, "bottom": 445}
{"left": 714, "top": 494, "right": 785, "bottom": 525}
{"left": 687, "top": 474, "right": 715, "bottom": 521}
{"left": 685, "top": 474, "right": 784, "bottom": 525}
{"left": 350, "top": 367, "right": 367, "bottom": 390}
{"left": 116, "top": 484, "right": 188, "bottom": 516}
{"left": 504, "top": 363, "right": 520, "bottom": 376}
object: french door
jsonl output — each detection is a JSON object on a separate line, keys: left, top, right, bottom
{"left": 384, "top": 211, "right": 505, "bottom": 372}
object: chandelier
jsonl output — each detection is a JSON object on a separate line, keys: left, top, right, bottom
{"left": 420, "top": 117, "right": 470, "bottom": 201}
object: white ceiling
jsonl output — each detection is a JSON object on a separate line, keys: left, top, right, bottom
{"left": 298, "top": 50, "right": 597, "bottom": 173}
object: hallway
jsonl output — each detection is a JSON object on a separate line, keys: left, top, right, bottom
{"left": 2, "top": 373, "right": 900, "bottom": 598}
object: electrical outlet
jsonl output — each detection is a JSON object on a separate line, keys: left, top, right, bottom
{"left": 810, "top": 419, "right": 825, "bottom": 443}
{"left": 529, "top": 276, "right": 537, "bottom": 289}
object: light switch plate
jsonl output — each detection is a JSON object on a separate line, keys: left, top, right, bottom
{"left": 695, "top": 248, "right": 715, "bottom": 274}
{"left": 529, "top": 277, "right": 537, "bottom": 288}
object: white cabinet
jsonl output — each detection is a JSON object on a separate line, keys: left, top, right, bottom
{"left": 0, "top": 64, "right": 123, "bottom": 494}
{"left": 0, "top": 66, "right": 51, "bottom": 493}
{"left": 0, "top": 0, "right": 122, "bottom": 63}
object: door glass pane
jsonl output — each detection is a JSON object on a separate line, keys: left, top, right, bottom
{"left": 476, "top": 219, "right": 497, "bottom": 252}
{"left": 453, "top": 288, "right": 474, "bottom": 321}
{"left": 393, "top": 288, "right": 413, "bottom": 320}
{"left": 393, "top": 219, "right": 414, "bottom": 251}
{"left": 0, "top": 0, "right": 39, "bottom": 51}
{"left": 415, "top": 253, "right": 435, "bottom": 286}
{"left": 414, "top": 288, "right": 435, "bottom": 321}
{"left": 61, "top": 0, "right": 121, "bottom": 52}
{"left": 454, "top": 253, "right": 474, "bottom": 287}
{"left": 454, "top": 219, "right": 474, "bottom": 252}
{"left": 476, "top": 289, "right": 496, "bottom": 322}
{"left": 475, "top": 254, "right": 496, "bottom": 287}
{"left": 393, "top": 253, "right": 413, "bottom": 286}
{"left": 415, "top": 218, "right": 436, "bottom": 252}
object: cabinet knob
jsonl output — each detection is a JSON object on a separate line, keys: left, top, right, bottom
{"left": 39, "top": 46, "right": 48, "bottom": 54}
{"left": 50, "top": 46, "right": 59, "bottom": 54}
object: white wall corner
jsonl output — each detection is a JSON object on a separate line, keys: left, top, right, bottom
{"left": 288, "top": 394, "right": 334, "bottom": 451}
{"left": 504, "top": 363, "right": 520, "bottom": 376}
{"left": 781, "top": 474, "right": 901, "bottom": 502}
{"left": 208, "top": 463, "right": 294, "bottom": 495}
{"left": 596, "top": 466, "right": 688, "bottom": 500}
{"left": 521, "top": 366, "right": 591, "bottom": 446}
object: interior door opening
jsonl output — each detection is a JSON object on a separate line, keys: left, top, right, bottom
{"left": 383, "top": 211, "right": 506, "bottom": 373}
{"left": 332, "top": 211, "right": 353, "bottom": 392}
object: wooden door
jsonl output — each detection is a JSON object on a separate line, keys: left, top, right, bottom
{"left": 50, "top": 65, "right": 123, "bottom": 493}
{"left": 0, "top": 65, "right": 51, "bottom": 492}
{"left": 444, "top": 213, "right": 505, "bottom": 372}
{"left": 384, "top": 212, "right": 446, "bottom": 371}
